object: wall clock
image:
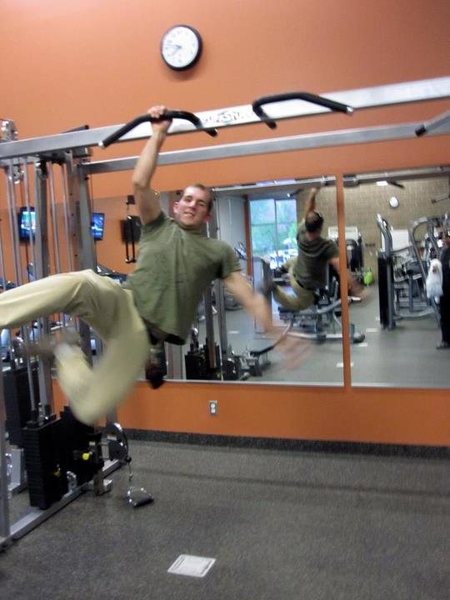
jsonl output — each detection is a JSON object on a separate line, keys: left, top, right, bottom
{"left": 160, "top": 25, "right": 203, "bottom": 71}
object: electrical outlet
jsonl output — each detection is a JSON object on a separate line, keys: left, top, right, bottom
{"left": 209, "top": 400, "right": 218, "bottom": 416}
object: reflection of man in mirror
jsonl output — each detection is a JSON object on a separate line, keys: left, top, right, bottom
{"left": 436, "top": 231, "right": 450, "bottom": 349}
{"left": 268, "top": 187, "right": 364, "bottom": 311}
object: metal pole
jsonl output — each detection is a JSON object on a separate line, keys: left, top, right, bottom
{"left": 0, "top": 367, "right": 11, "bottom": 547}
{"left": 64, "top": 155, "right": 98, "bottom": 361}
{"left": 33, "top": 160, "right": 54, "bottom": 415}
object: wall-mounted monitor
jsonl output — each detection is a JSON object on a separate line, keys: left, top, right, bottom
{"left": 91, "top": 212, "right": 105, "bottom": 241}
{"left": 18, "top": 207, "right": 36, "bottom": 241}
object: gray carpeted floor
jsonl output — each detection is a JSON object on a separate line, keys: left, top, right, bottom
{"left": 1, "top": 440, "right": 449, "bottom": 600}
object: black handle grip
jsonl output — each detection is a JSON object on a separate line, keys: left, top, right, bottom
{"left": 415, "top": 110, "right": 450, "bottom": 137}
{"left": 252, "top": 92, "right": 353, "bottom": 129}
{"left": 100, "top": 110, "right": 217, "bottom": 148}
{"left": 415, "top": 125, "right": 427, "bottom": 137}
{"left": 249, "top": 324, "right": 291, "bottom": 356}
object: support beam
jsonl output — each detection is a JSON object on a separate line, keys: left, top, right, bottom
{"left": 85, "top": 120, "right": 450, "bottom": 175}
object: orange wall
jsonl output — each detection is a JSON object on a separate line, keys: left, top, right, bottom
{"left": 3, "top": 0, "right": 450, "bottom": 445}
{"left": 2, "top": 0, "right": 449, "bottom": 192}
{"left": 51, "top": 382, "right": 450, "bottom": 448}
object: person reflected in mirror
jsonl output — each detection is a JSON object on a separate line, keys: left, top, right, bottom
{"left": 0, "top": 105, "right": 306, "bottom": 425}
{"left": 267, "top": 187, "right": 365, "bottom": 312}
{"left": 436, "top": 231, "right": 450, "bottom": 349}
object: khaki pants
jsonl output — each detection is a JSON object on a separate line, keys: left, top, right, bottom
{"left": 0, "top": 270, "right": 151, "bottom": 425}
{"left": 273, "top": 265, "right": 315, "bottom": 312}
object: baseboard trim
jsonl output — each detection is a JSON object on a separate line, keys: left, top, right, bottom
{"left": 124, "top": 429, "right": 450, "bottom": 459}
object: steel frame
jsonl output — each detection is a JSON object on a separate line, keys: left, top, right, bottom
{"left": 0, "top": 77, "right": 449, "bottom": 162}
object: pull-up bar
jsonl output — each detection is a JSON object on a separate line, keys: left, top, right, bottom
{"left": 415, "top": 109, "right": 450, "bottom": 136}
{"left": 252, "top": 91, "right": 353, "bottom": 130}
{"left": 100, "top": 110, "right": 218, "bottom": 148}
{"left": 0, "top": 77, "right": 449, "bottom": 161}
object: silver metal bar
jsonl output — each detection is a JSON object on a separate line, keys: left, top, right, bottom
{"left": 165, "top": 344, "right": 184, "bottom": 379}
{"left": 85, "top": 119, "right": 450, "bottom": 175}
{"left": 65, "top": 155, "right": 98, "bottom": 362}
{"left": 32, "top": 162, "right": 54, "bottom": 414}
{"left": 4, "top": 165, "right": 23, "bottom": 285}
{"left": 416, "top": 109, "right": 450, "bottom": 136}
{"left": 0, "top": 370, "right": 11, "bottom": 543}
{"left": 10, "top": 489, "right": 83, "bottom": 540}
{"left": 1, "top": 77, "right": 449, "bottom": 160}
{"left": 344, "top": 166, "right": 450, "bottom": 187}
{"left": 48, "top": 163, "right": 62, "bottom": 274}
{"left": 10, "top": 459, "right": 120, "bottom": 540}
{"left": 61, "top": 160, "right": 75, "bottom": 273}
{"left": 214, "top": 279, "right": 228, "bottom": 355}
{"left": 214, "top": 176, "right": 335, "bottom": 197}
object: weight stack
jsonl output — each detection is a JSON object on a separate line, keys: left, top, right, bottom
{"left": 58, "top": 406, "right": 104, "bottom": 486}
{"left": 4, "top": 363, "right": 39, "bottom": 447}
{"left": 22, "top": 417, "right": 68, "bottom": 509}
{"left": 185, "top": 350, "right": 208, "bottom": 379}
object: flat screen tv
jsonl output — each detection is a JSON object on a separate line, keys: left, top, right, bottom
{"left": 18, "top": 207, "right": 36, "bottom": 241}
{"left": 91, "top": 212, "right": 105, "bottom": 241}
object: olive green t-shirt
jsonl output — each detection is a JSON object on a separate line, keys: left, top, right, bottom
{"left": 123, "top": 212, "right": 241, "bottom": 343}
{"left": 293, "top": 221, "right": 339, "bottom": 290}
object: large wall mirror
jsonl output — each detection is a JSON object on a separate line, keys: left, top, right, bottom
{"left": 344, "top": 166, "right": 450, "bottom": 388}
{"left": 25, "top": 165, "right": 446, "bottom": 390}
{"left": 162, "top": 165, "right": 450, "bottom": 389}
{"left": 162, "top": 179, "right": 345, "bottom": 387}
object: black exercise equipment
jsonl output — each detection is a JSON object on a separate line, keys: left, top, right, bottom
{"left": 4, "top": 362, "right": 39, "bottom": 447}
{"left": 376, "top": 214, "right": 438, "bottom": 329}
{"left": 278, "top": 279, "right": 365, "bottom": 344}
{"left": 21, "top": 405, "right": 107, "bottom": 510}
{"left": 185, "top": 324, "right": 290, "bottom": 381}
{"left": 22, "top": 415, "right": 68, "bottom": 510}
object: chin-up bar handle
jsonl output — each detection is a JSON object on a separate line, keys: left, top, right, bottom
{"left": 415, "top": 110, "right": 450, "bottom": 136}
{"left": 99, "top": 110, "right": 218, "bottom": 148}
{"left": 249, "top": 324, "right": 291, "bottom": 357}
{"left": 252, "top": 92, "right": 353, "bottom": 129}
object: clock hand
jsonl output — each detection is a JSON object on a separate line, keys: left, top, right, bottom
{"left": 166, "top": 42, "right": 182, "bottom": 53}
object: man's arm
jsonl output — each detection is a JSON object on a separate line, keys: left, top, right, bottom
{"left": 132, "top": 105, "right": 171, "bottom": 225}
{"left": 223, "top": 271, "right": 309, "bottom": 368}
{"left": 328, "top": 256, "right": 365, "bottom": 298}
{"left": 304, "top": 187, "right": 319, "bottom": 217}
{"left": 223, "top": 271, "right": 275, "bottom": 335}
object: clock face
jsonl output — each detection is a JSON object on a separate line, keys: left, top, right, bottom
{"left": 160, "top": 25, "right": 202, "bottom": 71}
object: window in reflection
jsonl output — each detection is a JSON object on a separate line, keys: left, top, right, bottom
{"left": 249, "top": 198, "right": 297, "bottom": 269}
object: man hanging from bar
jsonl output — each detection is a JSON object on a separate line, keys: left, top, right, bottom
{"left": 267, "top": 187, "right": 365, "bottom": 311}
{"left": 0, "top": 105, "right": 304, "bottom": 425}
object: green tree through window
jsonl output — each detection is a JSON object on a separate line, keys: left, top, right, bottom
{"left": 250, "top": 198, "right": 297, "bottom": 268}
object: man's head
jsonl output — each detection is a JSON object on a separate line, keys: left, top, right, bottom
{"left": 173, "top": 184, "right": 214, "bottom": 230}
{"left": 304, "top": 210, "right": 324, "bottom": 234}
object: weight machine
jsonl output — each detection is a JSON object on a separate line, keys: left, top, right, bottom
{"left": 1, "top": 76, "right": 450, "bottom": 549}
{"left": 377, "top": 214, "right": 440, "bottom": 329}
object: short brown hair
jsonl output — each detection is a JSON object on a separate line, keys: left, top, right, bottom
{"left": 305, "top": 210, "right": 324, "bottom": 233}
{"left": 182, "top": 184, "right": 215, "bottom": 213}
